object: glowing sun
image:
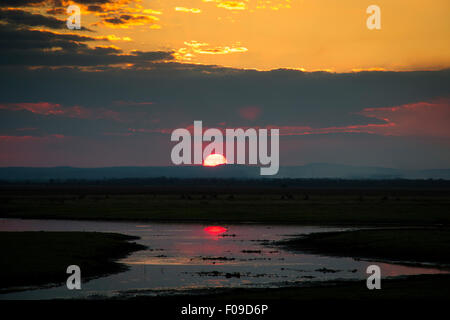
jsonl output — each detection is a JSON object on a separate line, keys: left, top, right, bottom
{"left": 203, "top": 154, "right": 227, "bottom": 167}
{"left": 204, "top": 226, "right": 227, "bottom": 235}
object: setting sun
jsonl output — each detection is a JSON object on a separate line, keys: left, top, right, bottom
{"left": 204, "top": 226, "right": 228, "bottom": 235}
{"left": 203, "top": 154, "right": 227, "bottom": 167}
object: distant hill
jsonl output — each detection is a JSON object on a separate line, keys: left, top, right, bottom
{"left": 0, "top": 163, "right": 449, "bottom": 181}
{"left": 277, "top": 163, "right": 450, "bottom": 180}
{"left": 0, "top": 165, "right": 259, "bottom": 181}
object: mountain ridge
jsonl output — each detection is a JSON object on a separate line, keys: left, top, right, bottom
{"left": 0, "top": 163, "right": 449, "bottom": 180}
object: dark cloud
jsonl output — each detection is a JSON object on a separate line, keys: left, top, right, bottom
{"left": 87, "top": 5, "right": 103, "bottom": 12}
{"left": 0, "top": 24, "right": 96, "bottom": 51}
{"left": 0, "top": 47, "right": 173, "bottom": 67}
{"left": 0, "top": 25, "right": 173, "bottom": 67}
{"left": 0, "top": 48, "right": 173, "bottom": 67}
{"left": 0, "top": 0, "right": 48, "bottom": 7}
{"left": 0, "top": 7, "right": 93, "bottom": 31}
{"left": 0, "top": 0, "right": 154, "bottom": 31}
{"left": 103, "top": 14, "right": 154, "bottom": 25}
{"left": 1, "top": 64, "right": 448, "bottom": 127}
{"left": 0, "top": 0, "right": 113, "bottom": 7}
{"left": 68, "top": 0, "right": 115, "bottom": 3}
{"left": 46, "top": 8, "right": 66, "bottom": 15}
{"left": 0, "top": 8, "right": 66, "bottom": 29}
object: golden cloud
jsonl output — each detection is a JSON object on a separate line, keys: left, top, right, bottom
{"left": 175, "top": 41, "right": 248, "bottom": 61}
{"left": 203, "top": 0, "right": 247, "bottom": 11}
{"left": 175, "top": 7, "right": 202, "bottom": 14}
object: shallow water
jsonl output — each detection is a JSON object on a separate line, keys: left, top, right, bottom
{"left": 0, "top": 218, "right": 446, "bottom": 300}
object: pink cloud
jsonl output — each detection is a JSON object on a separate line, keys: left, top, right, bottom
{"left": 0, "top": 102, "right": 64, "bottom": 115}
{"left": 357, "top": 98, "right": 450, "bottom": 137}
{"left": 0, "top": 102, "right": 90, "bottom": 118}
{"left": 107, "top": 98, "right": 450, "bottom": 139}
{"left": 269, "top": 98, "right": 450, "bottom": 138}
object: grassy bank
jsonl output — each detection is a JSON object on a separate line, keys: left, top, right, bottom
{"left": 2, "top": 192, "right": 450, "bottom": 226}
{"left": 0, "top": 232, "right": 146, "bottom": 290}
{"left": 276, "top": 228, "right": 450, "bottom": 265}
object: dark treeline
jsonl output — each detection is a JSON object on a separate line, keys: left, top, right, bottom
{"left": 1, "top": 178, "right": 450, "bottom": 196}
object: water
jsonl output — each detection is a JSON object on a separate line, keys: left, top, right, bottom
{"left": 0, "top": 218, "right": 446, "bottom": 300}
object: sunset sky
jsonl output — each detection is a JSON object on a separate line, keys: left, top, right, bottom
{"left": 0, "top": 0, "right": 449, "bottom": 169}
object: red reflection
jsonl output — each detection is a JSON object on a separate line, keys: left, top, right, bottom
{"left": 204, "top": 226, "right": 227, "bottom": 235}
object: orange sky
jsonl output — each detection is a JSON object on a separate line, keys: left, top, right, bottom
{"left": 42, "top": 0, "right": 450, "bottom": 72}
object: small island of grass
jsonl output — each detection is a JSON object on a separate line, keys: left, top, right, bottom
{"left": 276, "top": 228, "right": 450, "bottom": 266}
{"left": 0, "top": 231, "right": 146, "bottom": 291}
